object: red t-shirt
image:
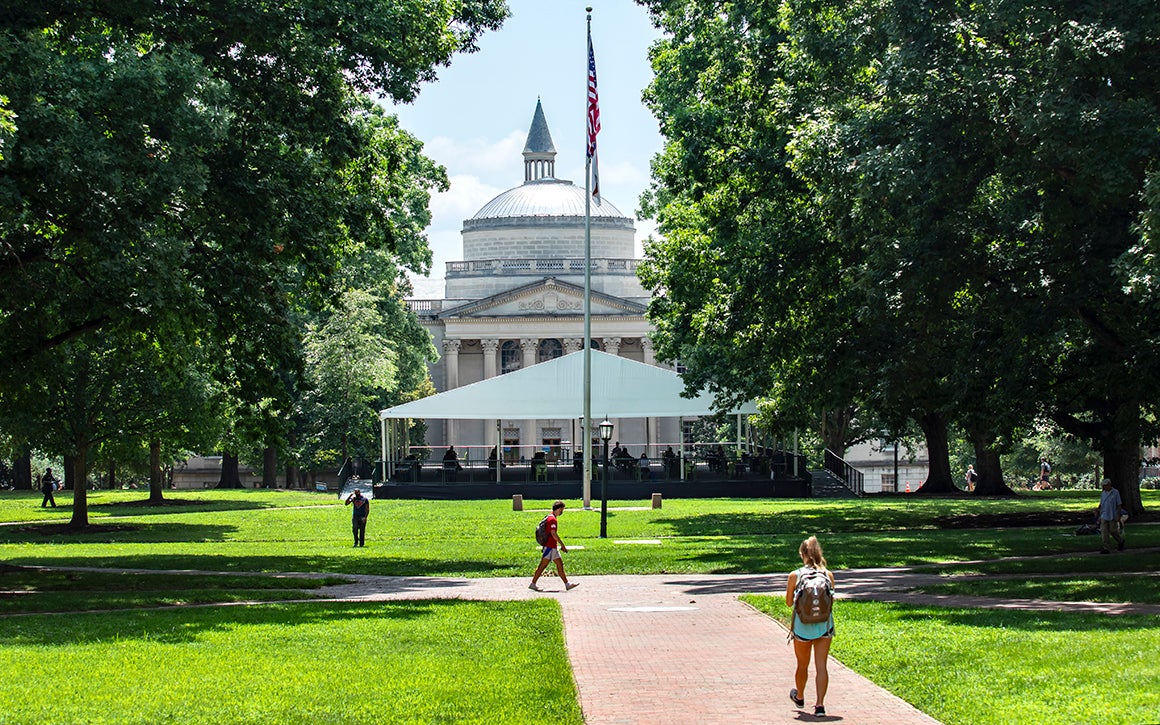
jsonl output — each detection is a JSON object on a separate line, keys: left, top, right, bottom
{"left": 544, "top": 514, "right": 559, "bottom": 548}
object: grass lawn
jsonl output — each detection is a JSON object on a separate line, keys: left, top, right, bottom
{"left": 743, "top": 597, "right": 1160, "bottom": 725}
{"left": 1, "top": 488, "right": 1157, "bottom": 723}
{"left": 0, "top": 598, "right": 582, "bottom": 725}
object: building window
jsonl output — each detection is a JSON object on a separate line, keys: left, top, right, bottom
{"left": 541, "top": 427, "right": 562, "bottom": 461}
{"left": 881, "top": 473, "right": 896, "bottom": 492}
{"left": 538, "top": 339, "right": 563, "bottom": 363}
{"left": 582, "top": 338, "right": 603, "bottom": 351}
{"left": 500, "top": 340, "right": 521, "bottom": 375}
{"left": 503, "top": 429, "right": 520, "bottom": 463}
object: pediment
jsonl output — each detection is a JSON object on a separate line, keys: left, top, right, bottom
{"left": 439, "top": 277, "right": 646, "bottom": 319}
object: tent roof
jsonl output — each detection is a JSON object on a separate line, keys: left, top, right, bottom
{"left": 379, "top": 350, "right": 758, "bottom": 420}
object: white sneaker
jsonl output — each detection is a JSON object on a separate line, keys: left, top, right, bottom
{"left": 565, "top": 582, "right": 579, "bottom": 591}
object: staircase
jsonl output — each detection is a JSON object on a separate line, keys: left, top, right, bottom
{"left": 808, "top": 468, "right": 860, "bottom": 498}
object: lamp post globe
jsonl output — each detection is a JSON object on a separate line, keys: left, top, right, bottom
{"left": 599, "top": 419, "right": 613, "bottom": 538}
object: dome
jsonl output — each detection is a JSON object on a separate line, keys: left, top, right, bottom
{"left": 468, "top": 179, "right": 631, "bottom": 224}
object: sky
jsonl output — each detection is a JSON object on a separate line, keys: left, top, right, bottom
{"left": 390, "top": 0, "right": 665, "bottom": 298}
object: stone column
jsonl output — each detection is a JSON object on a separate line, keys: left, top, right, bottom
{"left": 520, "top": 338, "right": 539, "bottom": 458}
{"left": 563, "top": 338, "right": 583, "bottom": 355}
{"left": 642, "top": 337, "right": 659, "bottom": 452}
{"left": 481, "top": 339, "right": 499, "bottom": 447}
{"left": 601, "top": 337, "right": 622, "bottom": 451}
{"left": 442, "top": 338, "right": 460, "bottom": 446}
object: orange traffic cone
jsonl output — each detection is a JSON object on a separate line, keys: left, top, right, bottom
{"left": 905, "top": 481, "right": 911, "bottom": 493}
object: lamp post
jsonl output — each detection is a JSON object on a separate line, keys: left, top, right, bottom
{"left": 598, "top": 418, "right": 613, "bottom": 538}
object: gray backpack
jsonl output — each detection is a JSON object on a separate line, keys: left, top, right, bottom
{"left": 794, "top": 568, "right": 833, "bottom": 624}
{"left": 534, "top": 516, "right": 550, "bottom": 546}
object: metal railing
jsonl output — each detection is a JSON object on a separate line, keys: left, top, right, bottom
{"left": 824, "top": 448, "right": 864, "bottom": 495}
{"left": 445, "top": 257, "right": 640, "bottom": 277}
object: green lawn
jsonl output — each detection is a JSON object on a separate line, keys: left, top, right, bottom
{"left": 743, "top": 597, "right": 1160, "bottom": 725}
{"left": 1, "top": 488, "right": 1157, "bottom": 724}
{"left": 0, "top": 599, "right": 582, "bottom": 725}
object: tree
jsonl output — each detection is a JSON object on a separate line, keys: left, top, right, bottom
{"left": 1, "top": 1, "right": 506, "bottom": 516}
{"left": 639, "top": 0, "right": 1160, "bottom": 511}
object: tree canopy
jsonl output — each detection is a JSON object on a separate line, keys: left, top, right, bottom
{"left": 638, "top": 0, "right": 1160, "bottom": 512}
{"left": 0, "top": 0, "right": 507, "bottom": 523}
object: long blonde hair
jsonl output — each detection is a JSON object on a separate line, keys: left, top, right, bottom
{"left": 799, "top": 535, "right": 828, "bottom": 570}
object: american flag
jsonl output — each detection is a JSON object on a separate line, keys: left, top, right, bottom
{"left": 586, "top": 27, "right": 600, "bottom": 201}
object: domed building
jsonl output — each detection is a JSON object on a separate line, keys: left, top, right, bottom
{"left": 409, "top": 101, "right": 677, "bottom": 462}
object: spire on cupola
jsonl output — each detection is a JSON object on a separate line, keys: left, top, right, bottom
{"left": 522, "top": 98, "right": 557, "bottom": 182}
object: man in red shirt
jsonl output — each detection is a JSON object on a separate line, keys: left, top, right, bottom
{"left": 529, "top": 500, "right": 579, "bottom": 592}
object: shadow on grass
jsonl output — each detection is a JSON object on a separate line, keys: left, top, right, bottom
{"left": 0, "top": 598, "right": 493, "bottom": 646}
{"left": 654, "top": 506, "right": 1110, "bottom": 538}
{"left": 0, "top": 522, "right": 236, "bottom": 544}
{"left": 94, "top": 498, "right": 275, "bottom": 517}
{"left": 885, "top": 602, "right": 1159, "bottom": 632}
{"left": 1, "top": 553, "right": 513, "bottom": 578}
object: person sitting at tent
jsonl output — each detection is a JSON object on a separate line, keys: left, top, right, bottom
{"left": 614, "top": 444, "right": 635, "bottom": 474}
{"left": 638, "top": 451, "right": 655, "bottom": 481}
{"left": 662, "top": 446, "right": 678, "bottom": 478}
{"left": 487, "top": 446, "right": 506, "bottom": 470}
{"left": 442, "top": 446, "right": 463, "bottom": 471}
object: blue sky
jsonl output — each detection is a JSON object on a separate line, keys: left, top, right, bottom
{"left": 391, "top": 0, "right": 664, "bottom": 297}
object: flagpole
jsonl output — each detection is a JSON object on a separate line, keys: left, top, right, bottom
{"left": 581, "top": 6, "right": 594, "bottom": 509}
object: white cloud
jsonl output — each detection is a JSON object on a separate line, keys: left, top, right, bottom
{"left": 430, "top": 174, "right": 504, "bottom": 221}
{"left": 424, "top": 130, "right": 526, "bottom": 183}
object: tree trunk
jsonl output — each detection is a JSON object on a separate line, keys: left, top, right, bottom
{"left": 1105, "top": 442, "right": 1144, "bottom": 516}
{"left": 67, "top": 444, "right": 89, "bottom": 529}
{"left": 262, "top": 446, "right": 277, "bottom": 489}
{"left": 217, "top": 452, "right": 243, "bottom": 488}
{"left": 968, "top": 428, "right": 1014, "bottom": 496}
{"left": 107, "top": 461, "right": 116, "bottom": 490}
{"left": 63, "top": 454, "right": 76, "bottom": 490}
{"left": 820, "top": 407, "right": 853, "bottom": 456}
{"left": 14, "top": 453, "right": 32, "bottom": 490}
{"left": 149, "top": 439, "right": 165, "bottom": 505}
{"left": 285, "top": 463, "right": 299, "bottom": 490}
{"left": 915, "top": 411, "right": 957, "bottom": 493}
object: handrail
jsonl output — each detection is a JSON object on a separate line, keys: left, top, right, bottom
{"left": 824, "top": 448, "right": 863, "bottom": 495}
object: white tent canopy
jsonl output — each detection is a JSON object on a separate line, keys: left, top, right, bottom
{"left": 378, "top": 350, "right": 758, "bottom": 420}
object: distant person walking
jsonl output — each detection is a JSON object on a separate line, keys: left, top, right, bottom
{"left": 529, "top": 500, "right": 578, "bottom": 592}
{"left": 1096, "top": 478, "right": 1126, "bottom": 554}
{"left": 965, "top": 464, "right": 978, "bottom": 492}
{"left": 1037, "top": 457, "right": 1052, "bottom": 489}
{"left": 786, "top": 535, "right": 835, "bottom": 718}
{"left": 345, "top": 489, "right": 369, "bottom": 547}
{"left": 40, "top": 468, "right": 59, "bottom": 508}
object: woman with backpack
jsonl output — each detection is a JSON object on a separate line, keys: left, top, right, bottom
{"left": 785, "top": 535, "right": 835, "bottom": 718}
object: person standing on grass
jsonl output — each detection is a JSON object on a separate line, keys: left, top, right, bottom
{"left": 965, "top": 464, "right": 978, "bottom": 492}
{"left": 345, "top": 489, "right": 369, "bottom": 547}
{"left": 1096, "top": 478, "right": 1126, "bottom": 554}
{"left": 529, "top": 500, "right": 578, "bottom": 592}
{"left": 786, "top": 535, "right": 835, "bottom": 718}
{"left": 40, "top": 468, "right": 59, "bottom": 508}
